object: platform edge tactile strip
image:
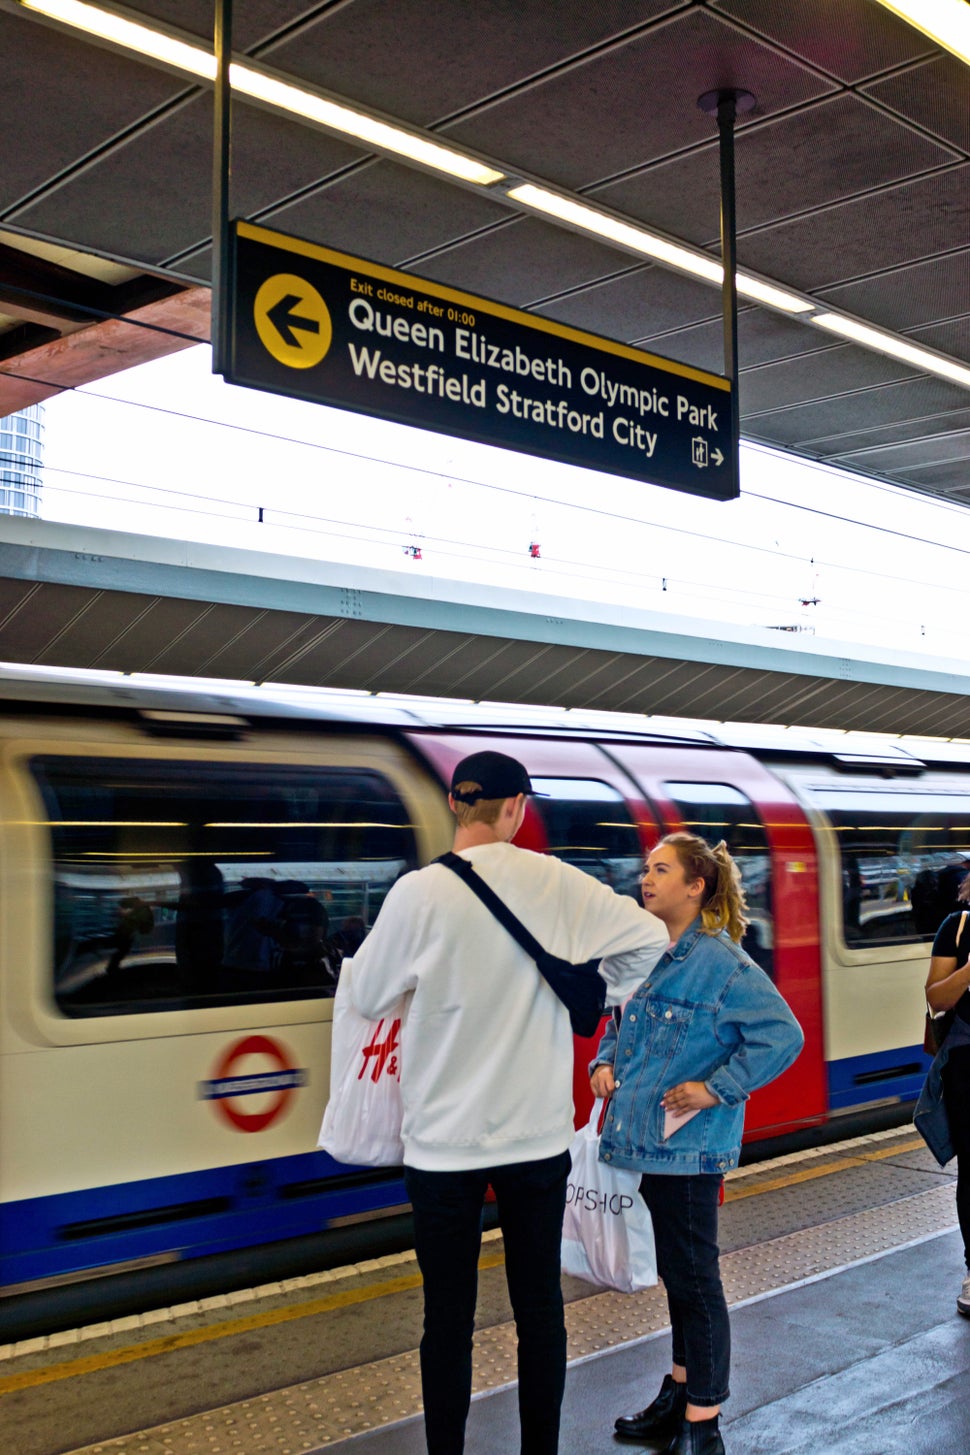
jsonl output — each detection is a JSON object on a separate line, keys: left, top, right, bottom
{"left": 62, "top": 1183, "right": 959, "bottom": 1455}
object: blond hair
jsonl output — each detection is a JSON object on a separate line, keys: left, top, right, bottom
{"left": 450, "top": 785, "right": 505, "bottom": 827}
{"left": 659, "top": 831, "right": 749, "bottom": 943}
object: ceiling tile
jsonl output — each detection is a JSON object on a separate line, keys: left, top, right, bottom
{"left": 749, "top": 377, "right": 970, "bottom": 445}
{"left": 736, "top": 165, "right": 970, "bottom": 291}
{"left": 262, "top": 0, "right": 680, "bottom": 129}
{"left": 597, "top": 92, "right": 957, "bottom": 248}
{"left": 11, "top": 96, "right": 366, "bottom": 268}
{"left": 0, "top": 10, "right": 187, "bottom": 215}
{"left": 712, "top": 0, "right": 935, "bottom": 82}
{"left": 817, "top": 250, "right": 970, "bottom": 332}
{"left": 739, "top": 343, "right": 918, "bottom": 414}
{"left": 532, "top": 265, "right": 722, "bottom": 344}
{"left": 443, "top": 8, "right": 837, "bottom": 192}
{"left": 413, "top": 216, "right": 630, "bottom": 307}
{"left": 864, "top": 54, "right": 970, "bottom": 152}
{"left": 266, "top": 161, "right": 512, "bottom": 272}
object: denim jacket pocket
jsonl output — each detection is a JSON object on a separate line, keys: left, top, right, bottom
{"left": 640, "top": 998, "right": 692, "bottom": 1057}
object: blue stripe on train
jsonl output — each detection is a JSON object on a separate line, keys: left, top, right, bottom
{"left": 827, "top": 1043, "right": 930, "bottom": 1112}
{"left": 0, "top": 1150, "right": 407, "bottom": 1290}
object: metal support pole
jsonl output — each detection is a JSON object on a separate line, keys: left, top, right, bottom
{"left": 211, "top": 0, "right": 233, "bottom": 375}
{"left": 698, "top": 87, "right": 754, "bottom": 496}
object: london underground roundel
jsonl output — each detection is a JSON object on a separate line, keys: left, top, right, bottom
{"left": 202, "top": 1034, "right": 308, "bottom": 1132}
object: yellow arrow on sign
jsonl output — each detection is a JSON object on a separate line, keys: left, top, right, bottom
{"left": 254, "top": 273, "right": 332, "bottom": 369}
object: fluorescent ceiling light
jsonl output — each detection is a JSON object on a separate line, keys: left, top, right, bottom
{"left": 873, "top": 1, "right": 970, "bottom": 64}
{"left": 507, "top": 184, "right": 813, "bottom": 314}
{"left": 234, "top": 69, "right": 502, "bottom": 186}
{"left": 22, "top": 0, "right": 215, "bottom": 76}
{"left": 813, "top": 313, "right": 970, "bottom": 388}
{"left": 20, "top": 0, "right": 503, "bottom": 186}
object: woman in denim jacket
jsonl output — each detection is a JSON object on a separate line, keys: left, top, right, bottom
{"left": 590, "top": 833, "right": 804, "bottom": 1455}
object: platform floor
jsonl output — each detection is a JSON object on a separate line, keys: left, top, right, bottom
{"left": 3, "top": 1126, "right": 968, "bottom": 1455}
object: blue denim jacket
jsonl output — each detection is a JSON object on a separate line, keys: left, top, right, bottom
{"left": 592, "top": 925, "right": 804, "bottom": 1175}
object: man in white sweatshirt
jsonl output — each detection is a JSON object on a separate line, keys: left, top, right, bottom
{"left": 351, "top": 749, "right": 668, "bottom": 1455}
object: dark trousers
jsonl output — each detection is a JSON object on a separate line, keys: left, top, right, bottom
{"left": 639, "top": 1172, "right": 730, "bottom": 1408}
{"left": 943, "top": 1043, "right": 970, "bottom": 1268}
{"left": 404, "top": 1151, "right": 570, "bottom": 1455}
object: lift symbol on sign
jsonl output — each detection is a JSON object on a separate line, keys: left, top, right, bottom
{"left": 691, "top": 438, "right": 725, "bottom": 469}
{"left": 254, "top": 272, "right": 333, "bottom": 370}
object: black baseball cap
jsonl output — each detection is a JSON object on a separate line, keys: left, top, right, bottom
{"left": 450, "top": 750, "right": 539, "bottom": 803}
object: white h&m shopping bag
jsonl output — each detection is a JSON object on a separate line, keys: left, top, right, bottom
{"left": 561, "top": 1102, "right": 657, "bottom": 1293}
{"left": 318, "top": 958, "right": 406, "bottom": 1167}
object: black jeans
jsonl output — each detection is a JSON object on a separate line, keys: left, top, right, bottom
{"left": 639, "top": 1171, "right": 730, "bottom": 1408}
{"left": 942, "top": 1043, "right": 970, "bottom": 1268}
{"left": 404, "top": 1151, "right": 570, "bottom": 1455}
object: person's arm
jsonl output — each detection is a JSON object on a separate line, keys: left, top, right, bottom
{"left": 348, "top": 874, "right": 421, "bottom": 1019}
{"left": 588, "top": 1012, "right": 619, "bottom": 1097}
{"left": 926, "top": 913, "right": 970, "bottom": 1011}
{"left": 926, "top": 954, "right": 969, "bottom": 1012}
{"left": 701, "top": 963, "right": 805, "bottom": 1108}
{"left": 572, "top": 872, "right": 669, "bottom": 1004}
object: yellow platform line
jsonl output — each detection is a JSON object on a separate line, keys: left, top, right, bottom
{"left": 0, "top": 1252, "right": 505, "bottom": 1397}
{"left": 723, "top": 1135, "right": 925, "bottom": 1202}
{"left": 1, "top": 1137, "right": 926, "bottom": 1396}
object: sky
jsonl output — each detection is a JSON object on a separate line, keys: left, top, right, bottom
{"left": 36, "top": 342, "right": 970, "bottom": 665}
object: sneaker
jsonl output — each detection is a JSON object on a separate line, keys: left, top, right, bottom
{"left": 957, "top": 1273, "right": 970, "bottom": 1317}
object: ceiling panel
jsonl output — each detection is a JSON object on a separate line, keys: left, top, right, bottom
{"left": 444, "top": 8, "right": 837, "bottom": 192}
{"left": 748, "top": 376, "right": 970, "bottom": 446}
{"left": 0, "top": 0, "right": 968, "bottom": 513}
{"left": 737, "top": 165, "right": 970, "bottom": 291}
{"left": 598, "top": 92, "right": 957, "bottom": 247}
{"left": 711, "top": 0, "right": 933, "bottom": 81}
{"left": 0, "top": 9, "right": 186, "bottom": 212}
{"left": 532, "top": 264, "right": 723, "bottom": 343}
{"left": 13, "top": 95, "right": 368, "bottom": 269}
{"left": 863, "top": 53, "right": 970, "bottom": 151}
{"left": 638, "top": 310, "right": 832, "bottom": 373}
{"left": 263, "top": 0, "right": 682, "bottom": 130}
{"left": 816, "top": 251, "right": 970, "bottom": 335}
{"left": 266, "top": 161, "right": 513, "bottom": 275}
{"left": 739, "top": 343, "right": 918, "bottom": 414}
{"left": 411, "top": 215, "right": 631, "bottom": 306}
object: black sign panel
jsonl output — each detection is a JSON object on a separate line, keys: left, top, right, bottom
{"left": 226, "top": 221, "right": 738, "bottom": 500}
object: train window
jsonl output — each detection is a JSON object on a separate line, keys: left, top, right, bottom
{"left": 663, "top": 783, "right": 774, "bottom": 979}
{"left": 812, "top": 787, "right": 970, "bottom": 947}
{"left": 528, "top": 778, "right": 644, "bottom": 900}
{"left": 31, "top": 756, "right": 417, "bottom": 1017}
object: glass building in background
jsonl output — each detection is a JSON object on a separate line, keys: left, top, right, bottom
{"left": 0, "top": 404, "right": 44, "bottom": 517}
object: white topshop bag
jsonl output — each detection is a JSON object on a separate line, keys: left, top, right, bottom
{"left": 318, "top": 958, "right": 406, "bottom": 1167}
{"left": 561, "top": 1102, "right": 657, "bottom": 1293}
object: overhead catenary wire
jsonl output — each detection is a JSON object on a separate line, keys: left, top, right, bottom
{"left": 37, "top": 468, "right": 956, "bottom": 646}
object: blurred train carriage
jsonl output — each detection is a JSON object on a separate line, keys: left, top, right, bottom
{"left": 1, "top": 667, "right": 968, "bottom": 1303}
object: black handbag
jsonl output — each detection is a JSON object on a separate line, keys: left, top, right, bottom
{"left": 435, "top": 851, "right": 607, "bottom": 1037}
{"left": 924, "top": 1006, "right": 955, "bottom": 1056}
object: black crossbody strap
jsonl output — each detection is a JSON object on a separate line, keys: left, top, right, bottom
{"left": 435, "top": 850, "right": 547, "bottom": 963}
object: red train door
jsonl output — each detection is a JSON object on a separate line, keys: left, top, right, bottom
{"left": 603, "top": 743, "right": 826, "bottom": 1138}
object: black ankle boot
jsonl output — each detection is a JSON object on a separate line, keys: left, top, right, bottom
{"left": 614, "top": 1374, "right": 688, "bottom": 1442}
{"left": 660, "top": 1413, "right": 725, "bottom": 1455}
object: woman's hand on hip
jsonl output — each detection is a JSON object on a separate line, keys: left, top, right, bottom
{"left": 590, "top": 1064, "right": 615, "bottom": 1098}
{"left": 661, "top": 1080, "right": 719, "bottom": 1113}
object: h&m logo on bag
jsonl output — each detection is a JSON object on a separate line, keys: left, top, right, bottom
{"left": 359, "top": 1018, "right": 401, "bottom": 1082}
{"left": 566, "top": 1181, "right": 636, "bottom": 1216}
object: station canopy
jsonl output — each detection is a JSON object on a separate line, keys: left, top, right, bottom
{"left": 1, "top": 0, "right": 969, "bottom": 506}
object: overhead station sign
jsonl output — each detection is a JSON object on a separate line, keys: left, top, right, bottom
{"left": 227, "top": 221, "right": 738, "bottom": 500}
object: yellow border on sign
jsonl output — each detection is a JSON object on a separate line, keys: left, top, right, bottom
{"left": 237, "top": 221, "right": 731, "bottom": 393}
